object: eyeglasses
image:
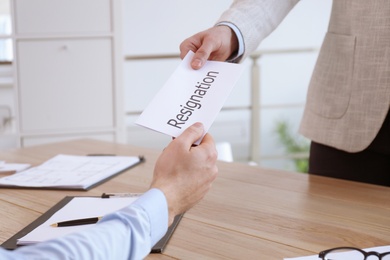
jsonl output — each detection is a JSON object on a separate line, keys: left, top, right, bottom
{"left": 319, "top": 247, "right": 390, "bottom": 260}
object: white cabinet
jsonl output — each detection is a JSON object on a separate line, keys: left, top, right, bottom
{"left": 12, "top": 0, "right": 124, "bottom": 146}
{"left": 14, "top": 0, "right": 111, "bottom": 34}
{"left": 17, "top": 39, "right": 114, "bottom": 132}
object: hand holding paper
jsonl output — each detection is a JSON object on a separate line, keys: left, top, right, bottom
{"left": 136, "top": 51, "right": 244, "bottom": 144}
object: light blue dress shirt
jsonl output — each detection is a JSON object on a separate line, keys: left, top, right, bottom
{"left": 0, "top": 188, "right": 168, "bottom": 260}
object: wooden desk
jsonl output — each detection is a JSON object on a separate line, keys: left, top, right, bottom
{"left": 0, "top": 139, "right": 389, "bottom": 259}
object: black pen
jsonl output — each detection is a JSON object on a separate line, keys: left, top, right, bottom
{"left": 50, "top": 216, "right": 103, "bottom": 227}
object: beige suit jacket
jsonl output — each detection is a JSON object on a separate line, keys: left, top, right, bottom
{"left": 218, "top": 0, "right": 390, "bottom": 152}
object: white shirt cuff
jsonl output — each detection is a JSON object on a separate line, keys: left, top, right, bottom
{"left": 216, "top": 21, "right": 244, "bottom": 62}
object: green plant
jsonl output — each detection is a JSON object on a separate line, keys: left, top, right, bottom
{"left": 275, "top": 120, "right": 309, "bottom": 173}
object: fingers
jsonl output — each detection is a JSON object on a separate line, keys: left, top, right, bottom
{"left": 174, "top": 122, "right": 205, "bottom": 149}
{"left": 193, "top": 133, "right": 218, "bottom": 178}
{"left": 179, "top": 29, "right": 218, "bottom": 70}
{"left": 179, "top": 40, "right": 199, "bottom": 60}
{"left": 180, "top": 26, "right": 237, "bottom": 71}
{"left": 197, "top": 132, "right": 216, "bottom": 152}
{"left": 179, "top": 40, "right": 211, "bottom": 70}
{"left": 186, "top": 34, "right": 219, "bottom": 70}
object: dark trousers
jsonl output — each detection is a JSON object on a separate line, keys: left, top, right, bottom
{"left": 309, "top": 110, "right": 390, "bottom": 187}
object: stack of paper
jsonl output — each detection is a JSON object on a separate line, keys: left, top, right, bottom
{"left": 0, "top": 154, "right": 142, "bottom": 190}
{"left": 0, "top": 161, "right": 30, "bottom": 174}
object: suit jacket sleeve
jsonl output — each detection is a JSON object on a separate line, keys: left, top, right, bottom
{"left": 216, "top": 0, "right": 299, "bottom": 62}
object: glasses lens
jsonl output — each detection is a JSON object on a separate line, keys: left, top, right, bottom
{"left": 323, "top": 248, "right": 365, "bottom": 260}
{"left": 382, "top": 253, "right": 390, "bottom": 260}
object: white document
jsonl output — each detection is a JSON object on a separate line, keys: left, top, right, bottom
{"left": 0, "top": 162, "right": 30, "bottom": 174}
{"left": 17, "top": 196, "right": 140, "bottom": 245}
{"left": 136, "top": 51, "right": 245, "bottom": 144}
{"left": 284, "top": 245, "right": 390, "bottom": 260}
{"left": 0, "top": 154, "right": 141, "bottom": 190}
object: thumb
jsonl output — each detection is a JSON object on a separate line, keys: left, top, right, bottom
{"left": 191, "top": 46, "right": 213, "bottom": 70}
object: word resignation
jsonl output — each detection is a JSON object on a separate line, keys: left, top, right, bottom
{"left": 167, "top": 71, "right": 219, "bottom": 129}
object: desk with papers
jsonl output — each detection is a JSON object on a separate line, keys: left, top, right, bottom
{"left": 0, "top": 139, "right": 389, "bottom": 259}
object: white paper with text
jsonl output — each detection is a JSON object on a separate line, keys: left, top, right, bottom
{"left": 0, "top": 154, "right": 140, "bottom": 189}
{"left": 17, "top": 197, "right": 140, "bottom": 245}
{"left": 136, "top": 51, "right": 245, "bottom": 144}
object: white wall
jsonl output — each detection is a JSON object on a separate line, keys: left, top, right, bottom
{"left": 122, "top": 0, "right": 332, "bottom": 170}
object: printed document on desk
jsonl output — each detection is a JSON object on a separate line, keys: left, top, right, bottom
{"left": 0, "top": 154, "right": 143, "bottom": 190}
{"left": 16, "top": 196, "right": 140, "bottom": 245}
{"left": 0, "top": 162, "right": 30, "bottom": 174}
{"left": 136, "top": 50, "right": 245, "bottom": 145}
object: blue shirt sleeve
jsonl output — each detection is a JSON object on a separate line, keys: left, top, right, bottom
{"left": 0, "top": 188, "right": 168, "bottom": 260}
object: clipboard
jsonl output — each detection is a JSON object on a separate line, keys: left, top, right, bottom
{"left": 1, "top": 195, "right": 183, "bottom": 254}
{"left": 0, "top": 155, "right": 145, "bottom": 191}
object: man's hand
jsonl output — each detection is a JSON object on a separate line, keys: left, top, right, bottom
{"left": 150, "top": 123, "right": 218, "bottom": 225}
{"left": 179, "top": 25, "right": 238, "bottom": 70}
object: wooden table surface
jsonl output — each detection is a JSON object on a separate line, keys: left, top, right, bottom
{"left": 0, "top": 139, "right": 389, "bottom": 259}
